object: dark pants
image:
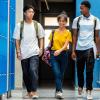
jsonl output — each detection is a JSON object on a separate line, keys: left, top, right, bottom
{"left": 50, "top": 51, "right": 68, "bottom": 92}
{"left": 76, "top": 48, "right": 95, "bottom": 91}
{"left": 21, "top": 55, "right": 39, "bottom": 92}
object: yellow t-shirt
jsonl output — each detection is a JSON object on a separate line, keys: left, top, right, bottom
{"left": 49, "top": 29, "right": 72, "bottom": 50}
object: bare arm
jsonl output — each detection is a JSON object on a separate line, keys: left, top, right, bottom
{"left": 72, "top": 29, "right": 78, "bottom": 52}
{"left": 71, "top": 29, "right": 78, "bottom": 60}
{"left": 15, "top": 39, "right": 21, "bottom": 59}
{"left": 59, "top": 40, "right": 69, "bottom": 52}
{"left": 95, "top": 30, "right": 100, "bottom": 53}
{"left": 39, "top": 38, "right": 44, "bottom": 49}
{"left": 54, "top": 40, "right": 69, "bottom": 56}
{"left": 38, "top": 38, "right": 44, "bottom": 56}
{"left": 15, "top": 40, "right": 20, "bottom": 53}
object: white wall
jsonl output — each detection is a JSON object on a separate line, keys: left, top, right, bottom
{"left": 15, "top": 0, "right": 23, "bottom": 89}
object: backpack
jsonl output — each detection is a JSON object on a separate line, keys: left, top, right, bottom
{"left": 20, "top": 20, "right": 38, "bottom": 40}
{"left": 77, "top": 16, "right": 97, "bottom": 42}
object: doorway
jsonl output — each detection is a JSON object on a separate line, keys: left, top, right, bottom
{"left": 24, "top": 0, "right": 76, "bottom": 88}
{"left": 39, "top": 1, "right": 75, "bottom": 88}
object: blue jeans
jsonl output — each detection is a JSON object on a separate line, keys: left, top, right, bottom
{"left": 50, "top": 51, "right": 68, "bottom": 92}
{"left": 21, "top": 55, "right": 39, "bottom": 92}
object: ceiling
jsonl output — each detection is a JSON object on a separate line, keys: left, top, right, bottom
{"left": 41, "top": 0, "right": 73, "bottom": 2}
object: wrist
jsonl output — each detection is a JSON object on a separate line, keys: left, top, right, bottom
{"left": 40, "top": 48, "right": 43, "bottom": 51}
{"left": 59, "top": 49, "right": 63, "bottom": 53}
{"left": 16, "top": 49, "right": 20, "bottom": 53}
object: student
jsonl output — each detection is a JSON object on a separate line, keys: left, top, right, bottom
{"left": 49, "top": 12, "right": 72, "bottom": 99}
{"left": 72, "top": 1, "right": 100, "bottom": 99}
{"left": 13, "top": 5, "right": 45, "bottom": 99}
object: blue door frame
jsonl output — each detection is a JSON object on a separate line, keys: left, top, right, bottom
{"left": 0, "top": 0, "right": 15, "bottom": 94}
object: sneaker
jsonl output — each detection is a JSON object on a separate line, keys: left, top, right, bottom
{"left": 78, "top": 87, "right": 83, "bottom": 98}
{"left": 32, "top": 92, "right": 39, "bottom": 99}
{"left": 23, "top": 94, "right": 31, "bottom": 99}
{"left": 32, "top": 95, "right": 39, "bottom": 99}
{"left": 55, "top": 91, "right": 63, "bottom": 99}
{"left": 86, "top": 90, "right": 93, "bottom": 100}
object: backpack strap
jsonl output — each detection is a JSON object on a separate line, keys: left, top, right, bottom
{"left": 20, "top": 21, "right": 24, "bottom": 40}
{"left": 77, "top": 16, "right": 81, "bottom": 34}
{"left": 94, "top": 18, "right": 97, "bottom": 42}
{"left": 20, "top": 20, "right": 39, "bottom": 40}
{"left": 76, "top": 16, "right": 81, "bottom": 42}
{"left": 33, "top": 20, "right": 38, "bottom": 38}
{"left": 49, "top": 30, "right": 55, "bottom": 50}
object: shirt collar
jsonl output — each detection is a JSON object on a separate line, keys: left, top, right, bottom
{"left": 82, "top": 14, "right": 92, "bottom": 20}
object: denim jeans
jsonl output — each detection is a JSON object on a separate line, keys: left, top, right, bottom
{"left": 76, "top": 48, "right": 95, "bottom": 91}
{"left": 50, "top": 51, "right": 68, "bottom": 92}
{"left": 21, "top": 55, "right": 39, "bottom": 92}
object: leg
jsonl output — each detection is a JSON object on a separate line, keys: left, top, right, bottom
{"left": 86, "top": 48, "right": 95, "bottom": 91}
{"left": 59, "top": 51, "right": 68, "bottom": 90}
{"left": 21, "top": 58, "right": 31, "bottom": 92}
{"left": 29, "top": 55, "right": 39, "bottom": 92}
{"left": 50, "top": 53, "right": 62, "bottom": 92}
{"left": 76, "top": 50, "right": 85, "bottom": 89}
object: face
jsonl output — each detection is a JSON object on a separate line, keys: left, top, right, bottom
{"left": 58, "top": 17, "right": 67, "bottom": 28}
{"left": 24, "top": 8, "right": 34, "bottom": 20}
{"left": 80, "top": 5, "right": 89, "bottom": 15}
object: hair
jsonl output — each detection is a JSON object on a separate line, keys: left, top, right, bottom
{"left": 57, "top": 11, "right": 68, "bottom": 22}
{"left": 81, "top": 0, "right": 91, "bottom": 9}
{"left": 23, "top": 5, "right": 34, "bottom": 12}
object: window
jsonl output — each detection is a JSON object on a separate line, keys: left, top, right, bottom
{"left": 44, "top": 16, "right": 70, "bottom": 48}
{"left": 45, "top": 17, "right": 69, "bottom": 26}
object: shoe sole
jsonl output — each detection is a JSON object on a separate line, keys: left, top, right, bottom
{"left": 32, "top": 96, "right": 38, "bottom": 99}
{"left": 56, "top": 96, "right": 64, "bottom": 99}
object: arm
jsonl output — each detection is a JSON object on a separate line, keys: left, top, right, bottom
{"left": 38, "top": 38, "right": 44, "bottom": 56}
{"left": 54, "top": 40, "right": 69, "bottom": 56}
{"left": 37, "top": 23, "right": 45, "bottom": 56}
{"left": 95, "top": 30, "right": 100, "bottom": 54}
{"left": 72, "top": 29, "right": 78, "bottom": 52}
{"left": 71, "top": 29, "right": 78, "bottom": 60}
{"left": 15, "top": 39, "right": 21, "bottom": 59}
{"left": 60, "top": 40, "right": 69, "bottom": 52}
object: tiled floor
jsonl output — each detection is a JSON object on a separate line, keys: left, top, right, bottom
{"left": 2, "top": 88, "right": 100, "bottom": 100}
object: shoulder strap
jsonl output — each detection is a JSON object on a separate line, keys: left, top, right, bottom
{"left": 20, "top": 20, "right": 39, "bottom": 40}
{"left": 76, "top": 16, "right": 81, "bottom": 42}
{"left": 77, "top": 16, "right": 81, "bottom": 33}
{"left": 50, "top": 30, "right": 55, "bottom": 50}
{"left": 33, "top": 20, "right": 38, "bottom": 38}
{"left": 20, "top": 21, "right": 24, "bottom": 40}
{"left": 94, "top": 18, "right": 97, "bottom": 42}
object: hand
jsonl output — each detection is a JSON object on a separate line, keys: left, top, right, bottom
{"left": 54, "top": 50, "right": 61, "bottom": 56}
{"left": 39, "top": 48, "right": 43, "bottom": 57}
{"left": 96, "top": 51, "right": 100, "bottom": 58}
{"left": 17, "top": 52, "right": 22, "bottom": 60}
{"left": 71, "top": 51, "right": 77, "bottom": 60}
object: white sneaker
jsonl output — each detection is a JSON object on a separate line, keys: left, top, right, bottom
{"left": 32, "top": 94, "right": 39, "bottom": 99}
{"left": 78, "top": 87, "right": 83, "bottom": 98}
{"left": 55, "top": 91, "right": 63, "bottom": 99}
{"left": 23, "top": 94, "right": 31, "bottom": 99}
{"left": 86, "top": 90, "right": 93, "bottom": 100}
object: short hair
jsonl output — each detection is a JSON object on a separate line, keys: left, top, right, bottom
{"left": 57, "top": 11, "right": 68, "bottom": 22}
{"left": 23, "top": 5, "right": 34, "bottom": 12}
{"left": 81, "top": 0, "right": 91, "bottom": 9}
